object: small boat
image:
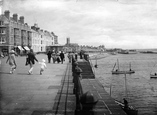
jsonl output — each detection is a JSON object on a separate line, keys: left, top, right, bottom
{"left": 150, "top": 73, "right": 157, "bottom": 78}
{"left": 118, "top": 50, "right": 129, "bottom": 54}
{"left": 110, "top": 52, "right": 117, "bottom": 55}
{"left": 150, "top": 64, "right": 157, "bottom": 78}
{"left": 115, "top": 100, "right": 138, "bottom": 115}
{"left": 112, "top": 59, "right": 135, "bottom": 74}
{"left": 112, "top": 74, "right": 138, "bottom": 115}
{"left": 112, "top": 70, "right": 135, "bottom": 74}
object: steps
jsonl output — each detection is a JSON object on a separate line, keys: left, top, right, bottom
{"left": 77, "top": 61, "right": 95, "bottom": 79}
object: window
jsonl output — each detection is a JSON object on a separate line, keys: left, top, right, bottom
{"left": 0, "top": 21, "right": 4, "bottom": 25}
{"left": 0, "top": 37, "right": 6, "bottom": 43}
{"left": 14, "top": 29, "right": 19, "bottom": 35}
{"left": 11, "top": 28, "right": 14, "bottom": 34}
{"left": 11, "top": 37, "right": 14, "bottom": 43}
{"left": 0, "top": 29, "right": 5, "bottom": 34}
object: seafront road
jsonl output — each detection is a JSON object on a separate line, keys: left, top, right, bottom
{"left": 0, "top": 54, "right": 68, "bottom": 115}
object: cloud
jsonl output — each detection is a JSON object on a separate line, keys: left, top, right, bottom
{"left": 2, "top": 0, "right": 157, "bottom": 49}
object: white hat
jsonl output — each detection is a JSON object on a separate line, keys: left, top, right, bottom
{"left": 42, "top": 59, "right": 46, "bottom": 62}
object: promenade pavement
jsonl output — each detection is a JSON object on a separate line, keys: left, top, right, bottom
{"left": 0, "top": 54, "right": 69, "bottom": 115}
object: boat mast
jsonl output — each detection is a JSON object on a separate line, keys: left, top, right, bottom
{"left": 124, "top": 73, "right": 128, "bottom": 98}
{"left": 112, "top": 63, "right": 116, "bottom": 71}
{"left": 150, "top": 63, "right": 156, "bottom": 74}
{"left": 96, "top": 56, "right": 97, "bottom": 65}
{"left": 110, "top": 83, "right": 112, "bottom": 96}
{"left": 95, "top": 56, "right": 98, "bottom": 68}
{"left": 117, "top": 59, "right": 119, "bottom": 70}
{"left": 129, "top": 62, "right": 131, "bottom": 70}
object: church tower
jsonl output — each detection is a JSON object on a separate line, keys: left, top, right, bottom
{"left": 66, "top": 37, "right": 70, "bottom": 45}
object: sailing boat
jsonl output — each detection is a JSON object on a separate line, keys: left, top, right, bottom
{"left": 114, "top": 73, "right": 138, "bottom": 115}
{"left": 150, "top": 73, "right": 157, "bottom": 78}
{"left": 94, "top": 56, "right": 98, "bottom": 68}
{"left": 150, "top": 64, "right": 157, "bottom": 78}
{"left": 112, "top": 59, "right": 135, "bottom": 74}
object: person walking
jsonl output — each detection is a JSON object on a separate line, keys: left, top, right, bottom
{"left": 56, "top": 53, "right": 61, "bottom": 63}
{"left": 47, "top": 50, "right": 52, "bottom": 63}
{"left": 27, "top": 49, "right": 38, "bottom": 74}
{"left": 59, "top": 51, "right": 65, "bottom": 64}
{"left": 75, "top": 52, "right": 78, "bottom": 61}
{"left": 6, "top": 50, "right": 17, "bottom": 74}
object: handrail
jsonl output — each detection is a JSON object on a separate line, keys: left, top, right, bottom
{"left": 54, "top": 63, "right": 70, "bottom": 115}
{"left": 88, "top": 56, "right": 96, "bottom": 77}
{"left": 64, "top": 63, "right": 71, "bottom": 115}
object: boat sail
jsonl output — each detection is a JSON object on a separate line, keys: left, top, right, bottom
{"left": 112, "top": 59, "right": 135, "bottom": 74}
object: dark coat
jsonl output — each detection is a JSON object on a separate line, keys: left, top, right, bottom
{"left": 27, "top": 52, "right": 38, "bottom": 64}
{"left": 47, "top": 51, "right": 52, "bottom": 58}
{"left": 60, "top": 52, "right": 65, "bottom": 60}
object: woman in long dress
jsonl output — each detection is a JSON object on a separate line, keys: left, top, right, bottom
{"left": 6, "top": 50, "right": 17, "bottom": 73}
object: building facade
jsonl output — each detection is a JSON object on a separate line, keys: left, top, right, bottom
{"left": 31, "top": 24, "right": 55, "bottom": 53}
{"left": 0, "top": 10, "right": 59, "bottom": 55}
{"left": 64, "top": 37, "right": 79, "bottom": 52}
{"left": 0, "top": 10, "right": 32, "bottom": 55}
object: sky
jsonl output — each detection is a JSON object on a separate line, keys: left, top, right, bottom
{"left": 1, "top": 0, "right": 157, "bottom": 49}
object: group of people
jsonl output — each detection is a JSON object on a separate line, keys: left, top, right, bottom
{"left": 4, "top": 49, "right": 84, "bottom": 74}
{"left": 5, "top": 49, "right": 47, "bottom": 75}
{"left": 47, "top": 50, "right": 65, "bottom": 64}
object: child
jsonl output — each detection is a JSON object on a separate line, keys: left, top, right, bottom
{"left": 39, "top": 59, "right": 47, "bottom": 75}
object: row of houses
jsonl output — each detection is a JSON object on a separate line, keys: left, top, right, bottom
{"left": 0, "top": 10, "right": 58, "bottom": 56}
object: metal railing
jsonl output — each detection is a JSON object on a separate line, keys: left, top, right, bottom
{"left": 54, "top": 63, "right": 71, "bottom": 115}
{"left": 84, "top": 53, "right": 96, "bottom": 77}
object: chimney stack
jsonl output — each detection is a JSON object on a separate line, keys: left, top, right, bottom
{"left": 4, "top": 10, "right": 10, "bottom": 19}
{"left": 19, "top": 16, "right": 24, "bottom": 24}
{"left": 13, "top": 14, "right": 18, "bottom": 22}
{"left": 34, "top": 23, "right": 38, "bottom": 28}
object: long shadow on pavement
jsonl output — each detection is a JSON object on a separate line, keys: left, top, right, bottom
{"left": 0, "top": 72, "right": 11, "bottom": 74}
{"left": 17, "top": 73, "right": 40, "bottom": 75}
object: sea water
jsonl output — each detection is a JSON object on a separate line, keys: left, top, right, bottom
{"left": 91, "top": 53, "right": 157, "bottom": 115}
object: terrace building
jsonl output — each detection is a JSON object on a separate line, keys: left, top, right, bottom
{"left": 0, "top": 10, "right": 32, "bottom": 55}
{"left": 31, "top": 24, "right": 55, "bottom": 53}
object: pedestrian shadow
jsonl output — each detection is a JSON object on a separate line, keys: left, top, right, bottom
{"left": 0, "top": 71, "right": 11, "bottom": 74}
{"left": 17, "top": 73, "right": 29, "bottom": 75}
{"left": 17, "top": 73, "right": 40, "bottom": 75}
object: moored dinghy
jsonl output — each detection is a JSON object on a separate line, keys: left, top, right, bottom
{"left": 112, "top": 59, "right": 135, "bottom": 74}
{"left": 150, "top": 73, "right": 157, "bottom": 78}
{"left": 150, "top": 64, "right": 157, "bottom": 78}
{"left": 115, "top": 100, "right": 138, "bottom": 115}
{"left": 111, "top": 73, "right": 138, "bottom": 115}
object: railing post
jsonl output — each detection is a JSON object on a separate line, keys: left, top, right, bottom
{"left": 84, "top": 53, "right": 89, "bottom": 61}
{"left": 73, "top": 62, "right": 83, "bottom": 115}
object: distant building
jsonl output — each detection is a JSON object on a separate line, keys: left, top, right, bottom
{"left": 0, "top": 10, "right": 32, "bottom": 55}
{"left": 45, "top": 31, "right": 61, "bottom": 53}
{"left": 64, "top": 37, "right": 79, "bottom": 52}
{"left": 31, "top": 28, "right": 40, "bottom": 53}
{"left": 31, "top": 23, "right": 55, "bottom": 53}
